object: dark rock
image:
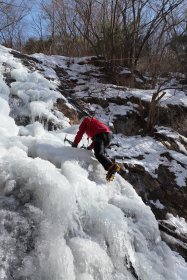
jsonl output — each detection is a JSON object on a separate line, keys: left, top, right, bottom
{"left": 55, "top": 98, "right": 79, "bottom": 124}
{"left": 113, "top": 114, "right": 143, "bottom": 135}
{"left": 179, "top": 78, "right": 187, "bottom": 85}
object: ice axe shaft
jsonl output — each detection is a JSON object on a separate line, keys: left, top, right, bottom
{"left": 64, "top": 135, "right": 87, "bottom": 149}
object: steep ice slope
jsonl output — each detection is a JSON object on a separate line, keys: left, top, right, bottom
{"left": 0, "top": 126, "right": 182, "bottom": 280}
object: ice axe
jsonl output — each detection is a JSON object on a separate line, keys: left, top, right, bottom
{"left": 64, "top": 135, "right": 74, "bottom": 146}
{"left": 64, "top": 135, "right": 87, "bottom": 149}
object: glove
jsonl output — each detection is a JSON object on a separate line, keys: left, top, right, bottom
{"left": 87, "top": 142, "right": 94, "bottom": 150}
{"left": 72, "top": 143, "right": 77, "bottom": 148}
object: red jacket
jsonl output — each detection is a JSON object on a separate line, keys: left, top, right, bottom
{"left": 74, "top": 117, "right": 110, "bottom": 147}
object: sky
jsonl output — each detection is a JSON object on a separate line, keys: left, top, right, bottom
{"left": 24, "top": 0, "right": 44, "bottom": 38}
{"left": 0, "top": 44, "right": 187, "bottom": 279}
{"left": 22, "top": 0, "right": 187, "bottom": 41}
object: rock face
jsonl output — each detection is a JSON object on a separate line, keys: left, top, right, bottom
{"left": 115, "top": 125, "right": 187, "bottom": 221}
{"left": 55, "top": 98, "right": 79, "bottom": 125}
{"left": 54, "top": 60, "right": 186, "bottom": 223}
{"left": 123, "top": 162, "right": 187, "bottom": 220}
{"left": 157, "top": 105, "right": 187, "bottom": 136}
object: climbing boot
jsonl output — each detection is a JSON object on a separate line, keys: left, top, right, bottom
{"left": 106, "top": 163, "right": 121, "bottom": 182}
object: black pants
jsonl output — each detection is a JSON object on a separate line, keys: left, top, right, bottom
{"left": 93, "top": 132, "right": 113, "bottom": 171}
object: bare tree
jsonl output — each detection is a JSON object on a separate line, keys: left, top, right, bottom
{"left": 0, "top": 0, "right": 32, "bottom": 49}
{"left": 25, "top": 0, "right": 186, "bottom": 79}
{"left": 121, "top": 0, "right": 185, "bottom": 69}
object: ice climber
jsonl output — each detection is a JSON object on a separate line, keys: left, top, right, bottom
{"left": 72, "top": 116, "right": 121, "bottom": 181}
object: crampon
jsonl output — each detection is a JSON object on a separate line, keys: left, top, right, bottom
{"left": 106, "top": 163, "right": 121, "bottom": 182}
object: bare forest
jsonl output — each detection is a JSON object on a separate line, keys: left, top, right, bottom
{"left": 0, "top": 0, "right": 186, "bottom": 84}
